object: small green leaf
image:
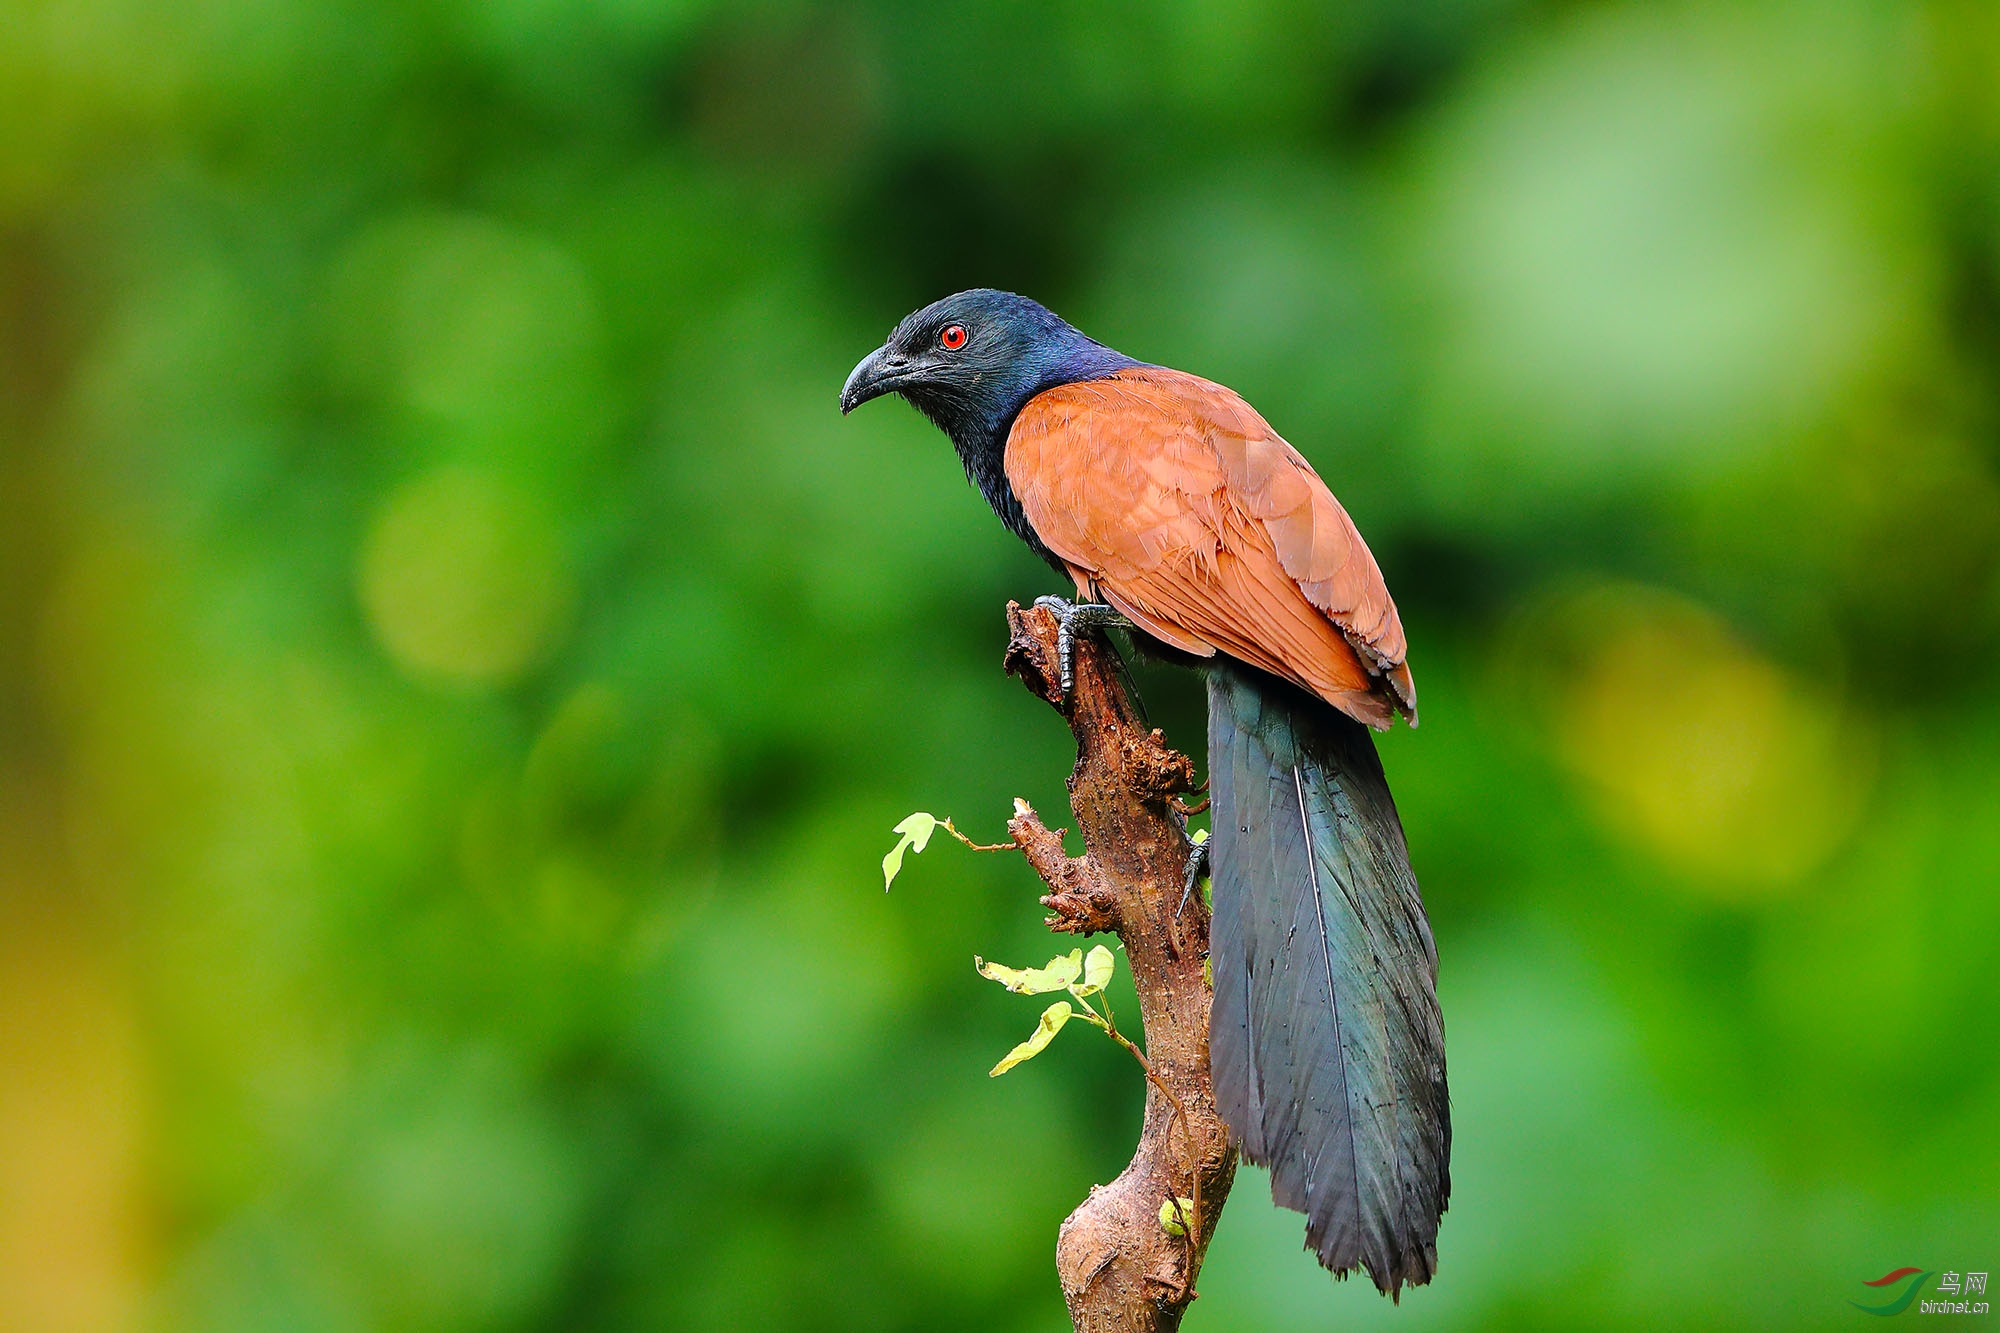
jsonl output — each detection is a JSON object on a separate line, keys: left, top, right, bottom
{"left": 1074, "top": 944, "right": 1115, "bottom": 997}
{"left": 1190, "top": 827, "right": 1208, "bottom": 846}
{"left": 976, "top": 949, "right": 1083, "bottom": 994}
{"left": 1159, "top": 1196, "right": 1196, "bottom": 1236}
{"left": 897, "top": 812, "right": 941, "bottom": 849}
{"left": 990, "top": 1001, "right": 1072, "bottom": 1075}
{"left": 882, "top": 812, "right": 940, "bottom": 891}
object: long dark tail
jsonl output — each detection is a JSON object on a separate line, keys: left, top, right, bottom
{"left": 1207, "top": 662, "right": 1450, "bottom": 1297}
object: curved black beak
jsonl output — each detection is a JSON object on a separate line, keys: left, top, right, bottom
{"left": 840, "top": 344, "right": 914, "bottom": 415}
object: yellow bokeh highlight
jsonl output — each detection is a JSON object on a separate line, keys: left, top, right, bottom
{"left": 358, "top": 465, "right": 573, "bottom": 688}
{"left": 0, "top": 906, "right": 146, "bottom": 1333}
{"left": 1534, "top": 585, "right": 1871, "bottom": 894}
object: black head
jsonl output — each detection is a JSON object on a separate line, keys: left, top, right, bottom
{"left": 839, "top": 289, "right": 1137, "bottom": 452}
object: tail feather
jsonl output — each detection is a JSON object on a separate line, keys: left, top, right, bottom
{"left": 1207, "top": 663, "right": 1449, "bottom": 1296}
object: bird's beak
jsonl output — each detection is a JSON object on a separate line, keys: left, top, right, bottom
{"left": 840, "top": 344, "right": 914, "bottom": 415}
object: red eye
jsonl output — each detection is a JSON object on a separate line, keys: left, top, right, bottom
{"left": 940, "top": 324, "right": 967, "bottom": 350}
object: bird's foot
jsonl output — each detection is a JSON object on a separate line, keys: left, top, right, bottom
{"left": 1178, "top": 836, "right": 1209, "bottom": 918}
{"left": 1032, "top": 596, "right": 1129, "bottom": 697}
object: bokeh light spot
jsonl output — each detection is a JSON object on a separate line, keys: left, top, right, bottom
{"left": 391, "top": 218, "right": 599, "bottom": 429}
{"left": 1407, "top": 5, "right": 1931, "bottom": 513}
{"left": 1518, "top": 584, "right": 1872, "bottom": 894}
{"left": 322, "top": 213, "right": 611, "bottom": 479}
{"left": 358, "top": 466, "right": 572, "bottom": 688}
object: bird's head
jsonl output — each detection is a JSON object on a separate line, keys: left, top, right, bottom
{"left": 839, "top": 289, "right": 1134, "bottom": 448}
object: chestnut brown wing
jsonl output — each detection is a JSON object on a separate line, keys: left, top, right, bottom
{"left": 1005, "top": 367, "right": 1414, "bottom": 728}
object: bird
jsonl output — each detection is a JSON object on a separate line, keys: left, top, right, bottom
{"left": 840, "top": 288, "right": 1448, "bottom": 1298}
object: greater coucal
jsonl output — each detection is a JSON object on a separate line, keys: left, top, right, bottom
{"left": 841, "top": 289, "right": 1447, "bottom": 1296}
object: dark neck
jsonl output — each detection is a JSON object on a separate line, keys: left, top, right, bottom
{"left": 910, "top": 344, "right": 1141, "bottom": 570}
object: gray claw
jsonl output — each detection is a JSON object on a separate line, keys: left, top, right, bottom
{"left": 1033, "top": 595, "right": 1126, "bottom": 696}
{"left": 1178, "top": 837, "right": 1209, "bottom": 917}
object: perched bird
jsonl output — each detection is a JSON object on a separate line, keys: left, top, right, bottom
{"left": 841, "top": 289, "right": 1448, "bottom": 1297}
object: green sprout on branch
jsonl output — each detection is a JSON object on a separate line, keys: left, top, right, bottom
{"left": 975, "top": 945, "right": 1117, "bottom": 1075}
{"left": 877, "top": 808, "right": 1204, "bottom": 1244}
{"left": 975, "top": 944, "right": 1200, "bottom": 1242}
{"left": 880, "top": 810, "right": 1016, "bottom": 891}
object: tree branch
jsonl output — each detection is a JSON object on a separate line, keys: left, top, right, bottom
{"left": 1000, "top": 601, "right": 1238, "bottom": 1333}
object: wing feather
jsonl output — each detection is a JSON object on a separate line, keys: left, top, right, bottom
{"left": 1006, "top": 368, "right": 1415, "bottom": 728}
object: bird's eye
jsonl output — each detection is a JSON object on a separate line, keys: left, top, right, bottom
{"left": 939, "top": 324, "right": 967, "bottom": 350}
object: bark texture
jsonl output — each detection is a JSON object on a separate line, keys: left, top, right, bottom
{"left": 1001, "top": 601, "right": 1239, "bottom": 1333}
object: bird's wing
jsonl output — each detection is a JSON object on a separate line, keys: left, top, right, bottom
{"left": 1006, "top": 367, "right": 1414, "bottom": 728}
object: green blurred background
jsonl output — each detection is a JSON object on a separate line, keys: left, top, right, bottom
{"left": 3, "top": 1, "right": 1998, "bottom": 1329}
